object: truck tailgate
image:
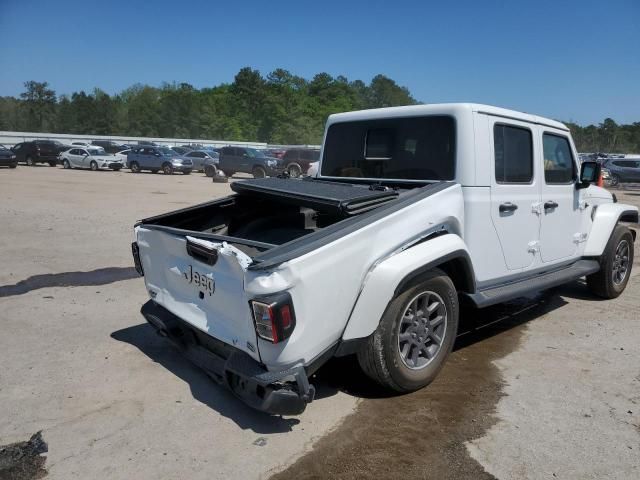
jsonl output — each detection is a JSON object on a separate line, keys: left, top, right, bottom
{"left": 136, "top": 227, "right": 260, "bottom": 361}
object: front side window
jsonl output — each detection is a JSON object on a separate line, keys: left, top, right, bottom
{"left": 543, "top": 133, "right": 575, "bottom": 184}
{"left": 321, "top": 115, "right": 456, "bottom": 181}
{"left": 494, "top": 124, "right": 533, "bottom": 183}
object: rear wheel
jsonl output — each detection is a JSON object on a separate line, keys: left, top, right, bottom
{"left": 252, "top": 166, "right": 267, "bottom": 178}
{"left": 587, "top": 225, "right": 634, "bottom": 299}
{"left": 90, "top": 160, "right": 98, "bottom": 171}
{"left": 26, "top": 156, "right": 34, "bottom": 166}
{"left": 357, "top": 269, "right": 458, "bottom": 392}
{"left": 183, "top": 169, "right": 191, "bottom": 175}
{"left": 287, "top": 163, "right": 302, "bottom": 178}
{"left": 150, "top": 169, "right": 158, "bottom": 174}
{"left": 130, "top": 161, "right": 141, "bottom": 173}
{"left": 63, "top": 159, "right": 71, "bottom": 169}
{"left": 48, "top": 161, "right": 57, "bottom": 167}
{"left": 162, "top": 163, "right": 174, "bottom": 175}
{"left": 9, "top": 163, "right": 17, "bottom": 168}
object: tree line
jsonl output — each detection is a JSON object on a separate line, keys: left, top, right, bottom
{"left": 0, "top": 69, "right": 416, "bottom": 145}
{"left": 0, "top": 69, "right": 638, "bottom": 152}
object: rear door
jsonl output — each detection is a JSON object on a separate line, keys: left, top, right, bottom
{"left": 538, "top": 131, "right": 583, "bottom": 263}
{"left": 489, "top": 118, "right": 541, "bottom": 271}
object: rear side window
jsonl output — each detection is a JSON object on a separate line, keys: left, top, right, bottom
{"left": 322, "top": 115, "right": 456, "bottom": 180}
{"left": 543, "top": 133, "right": 575, "bottom": 184}
{"left": 494, "top": 124, "right": 533, "bottom": 183}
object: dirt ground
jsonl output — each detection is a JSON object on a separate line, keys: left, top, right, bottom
{"left": 1, "top": 166, "right": 639, "bottom": 479}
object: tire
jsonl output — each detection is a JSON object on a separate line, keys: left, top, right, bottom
{"left": 287, "top": 163, "right": 302, "bottom": 178}
{"left": 252, "top": 166, "right": 267, "bottom": 178}
{"left": 112, "top": 166, "right": 121, "bottom": 171}
{"left": 162, "top": 163, "right": 174, "bottom": 175}
{"left": 130, "top": 161, "right": 141, "bottom": 173}
{"left": 183, "top": 169, "right": 191, "bottom": 175}
{"left": 150, "top": 169, "right": 158, "bottom": 174}
{"left": 9, "top": 163, "right": 17, "bottom": 169}
{"left": 62, "top": 159, "right": 71, "bottom": 169}
{"left": 223, "top": 171, "right": 235, "bottom": 178}
{"left": 357, "top": 268, "right": 459, "bottom": 392}
{"left": 26, "top": 156, "right": 34, "bottom": 166}
{"left": 587, "top": 225, "right": 634, "bottom": 299}
{"left": 204, "top": 164, "right": 217, "bottom": 177}
{"left": 48, "top": 161, "right": 57, "bottom": 167}
{"left": 610, "top": 174, "right": 620, "bottom": 187}
{"left": 90, "top": 161, "right": 98, "bottom": 171}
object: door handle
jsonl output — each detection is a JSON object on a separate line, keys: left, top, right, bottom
{"left": 499, "top": 202, "right": 518, "bottom": 213}
{"left": 544, "top": 201, "right": 559, "bottom": 210}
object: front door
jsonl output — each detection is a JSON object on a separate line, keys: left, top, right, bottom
{"left": 489, "top": 119, "right": 541, "bottom": 271}
{"left": 538, "top": 131, "right": 584, "bottom": 263}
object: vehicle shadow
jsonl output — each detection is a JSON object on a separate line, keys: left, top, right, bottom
{"left": 112, "top": 284, "right": 577, "bottom": 422}
{"left": 110, "top": 324, "right": 303, "bottom": 433}
{"left": 313, "top": 288, "right": 570, "bottom": 400}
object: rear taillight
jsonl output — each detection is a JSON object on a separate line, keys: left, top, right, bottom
{"left": 250, "top": 293, "right": 296, "bottom": 344}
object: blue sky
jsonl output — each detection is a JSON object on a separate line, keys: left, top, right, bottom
{"left": 0, "top": 0, "right": 638, "bottom": 125}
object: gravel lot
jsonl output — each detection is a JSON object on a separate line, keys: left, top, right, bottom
{"left": 1, "top": 166, "right": 638, "bottom": 479}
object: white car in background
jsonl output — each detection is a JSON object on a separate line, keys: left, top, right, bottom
{"left": 60, "top": 147, "right": 124, "bottom": 171}
{"left": 306, "top": 161, "right": 319, "bottom": 176}
{"left": 114, "top": 149, "right": 131, "bottom": 163}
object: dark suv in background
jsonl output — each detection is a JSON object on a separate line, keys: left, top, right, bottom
{"left": 91, "top": 140, "right": 125, "bottom": 153}
{"left": 603, "top": 158, "right": 640, "bottom": 186}
{"left": 11, "top": 140, "right": 67, "bottom": 166}
{"left": 282, "top": 148, "right": 320, "bottom": 177}
{"left": 218, "top": 147, "right": 283, "bottom": 178}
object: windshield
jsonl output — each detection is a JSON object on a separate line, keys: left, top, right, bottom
{"left": 88, "top": 148, "right": 106, "bottom": 156}
{"left": 321, "top": 115, "right": 456, "bottom": 181}
{"left": 158, "top": 147, "right": 175, "bottom": 156}
{"left": 245, "top": 148, "right": 265, "bottom": 158}
{"left": 0, "top": 145, "right": 7, "bottom": 151}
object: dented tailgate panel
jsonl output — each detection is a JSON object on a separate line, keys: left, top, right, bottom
{"left": 136, "top": 227, "right": 260, "bottom": 361}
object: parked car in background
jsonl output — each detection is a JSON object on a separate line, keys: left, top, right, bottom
{"left": 0, "top": 144, "right": 18, "bottom": 168}
{"left": 11, "top": 140, "right": 62, "bottom": 166}
{"left": 59, "top": 147, "right": 124, "bottom": 171}
{"left": 71, "top": 141, "right": 92, "bottom": 147}
{"left": 127, "top": 146, "right": 192, "bottom": 174}
{"left": 182, "top": 150, "right": 220, "bottom": 176}
{"left": 603, "top": 158, "right": 640, "bottom": 186}
{"left": 114, "top": 149, "right": 131, "bottom": 163}
{"left": 282, "top": 148, "right": 321, "bottom": 178}
{"left": 170, "top": 146, "right": 191, "bottom": 155}
{"left": 264, "top": 148, "right": 286, "bottom": 159}
{"left": 306, "top": 161, "right": 319, "bottom": 176}
{"left": 218, "top": 146, "right": 283, "bottom": 178}
{"left": 91, "top": 140, "right": 125, "bottom": 153}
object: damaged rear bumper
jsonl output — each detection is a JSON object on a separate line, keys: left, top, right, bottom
{"left": 140, "top": 300, "right": 315, "bottom": 415}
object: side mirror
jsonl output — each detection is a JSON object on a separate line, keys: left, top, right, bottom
{"left": 577, "top": 161, "right": 600, "bottom": 189}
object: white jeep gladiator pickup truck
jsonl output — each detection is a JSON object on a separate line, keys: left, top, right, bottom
{"left": 131, "top": 104, "right": 638, "bottom": 415}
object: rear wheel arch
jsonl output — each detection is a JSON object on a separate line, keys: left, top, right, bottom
{"left": 395, "top": 250, "right": 477, "bottom": 295}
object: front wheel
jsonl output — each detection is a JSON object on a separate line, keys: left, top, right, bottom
{"left": 130, "top": 161, "right": 141, "bottom": 173}
{"left": 357, "top": 269, "right": 458, "bottom": 392}
{"left": 162, "top": 163, "right": 174, "bottom": 175}
{"left": 26, "top": 156, "right": 34, "bottom": 166}
{"left": 610, "top": 174, "right": 620, "bottom": 187}
{"left": 63, "top": 159, "right": 71, "bottom": 169}
{"left": 9, "top": 163, "right": 17, "bottom": 168}
{"left": 204, "top": 164, "right": 217, "bottom": 177}
{"left": 48, "top": 161, "right": 57, "bottom": 167}
{"left": 182, "top": 169, "right": 191, "bottom": 175}
{"left": 587, "top": 225, "right": 634, "bottom": 299}
{"left": 90, "top": 160, "right": 98, "bottom": 171}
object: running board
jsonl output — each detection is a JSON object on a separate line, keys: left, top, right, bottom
{"left": 466, "top": 259, "right": 600, "bottom": 308}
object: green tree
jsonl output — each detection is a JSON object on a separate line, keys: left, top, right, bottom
{"left": 19, "top": 81, "right": 57, "bottom": 131}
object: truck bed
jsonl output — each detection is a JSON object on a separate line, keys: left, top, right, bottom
{"left": 136, "top": 178, "right": 451, "bottom": 269}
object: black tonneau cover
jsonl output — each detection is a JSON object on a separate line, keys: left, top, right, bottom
{"left": 231, "top": 177, "right": 399, "bottom": 216}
